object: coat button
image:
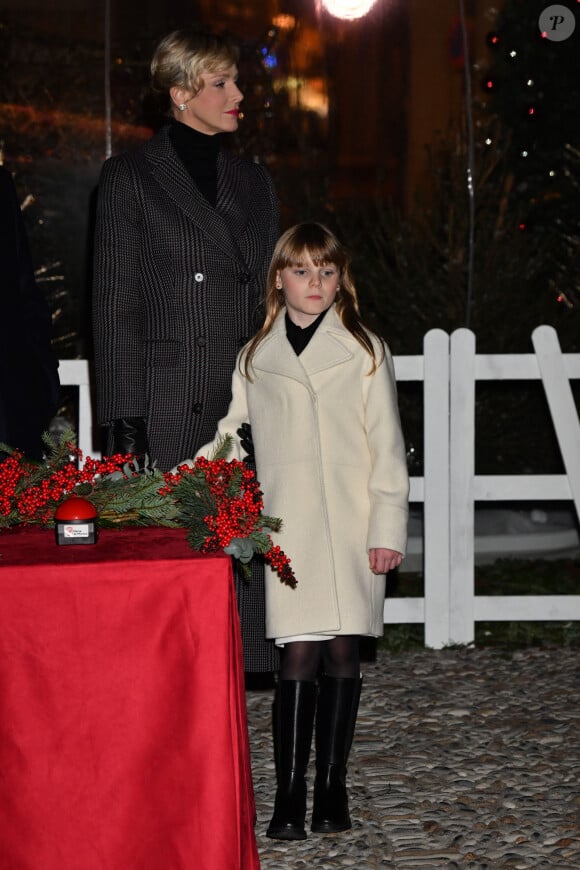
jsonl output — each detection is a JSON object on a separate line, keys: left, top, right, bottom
{"left": 194, "top": 272, "right": 204, "bottom": 283}
{"left": 238, "top": 272, "right": 251, "bottom": 284}
{"left": 193, "top": 402, "right": 203, "bottom": 414}
{"left": 197, "top": 336, "right": 207, "bottom": 347}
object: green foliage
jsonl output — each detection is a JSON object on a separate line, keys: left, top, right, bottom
{"left": 172, "top": 435, "right": 237, "bottom": 550}
{"left": 1, "top": 430, "right": 295, "bottom": 582}
{"left": 210, "top": 434, "right": 235, "bottom": 461}
{"left": 41, "top": 428, "right": 76, "bottom": 465}
{"left": 249, "top": 528, "right": 278, "bottom": 555}
{"left": 91, "top": 472, "right": 181, "bottom": 529}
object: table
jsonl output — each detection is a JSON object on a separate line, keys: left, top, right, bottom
{"left": 0, "top": 526, "right": 260, "bottom": 870}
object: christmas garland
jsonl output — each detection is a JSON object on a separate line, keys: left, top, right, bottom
{"left": 0, "top": 431, "right": 296, "bottom": 587}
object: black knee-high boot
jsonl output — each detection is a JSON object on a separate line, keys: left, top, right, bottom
{"left": 266, "top": 679, "right": 317, "bottom": 840}
{"left": 311, "top": 675, "right": 362, "bottom": 834}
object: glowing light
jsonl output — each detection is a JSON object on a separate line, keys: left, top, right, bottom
{"left": 274, "top": 77, "right": 328, "bottom": 118}
{"left": 557, "top": 291, "right": 573, "bottom": 308}
{"left": 521, "top": 150, "right": 529, "bottom": 157}
{"left": 527, "top": 78, "right": 534, "bottom": 86}
{"left": 509, "top": 50, "right": 517, "bottom": 57}
{"left": 272, "top": 14, "right": 296, "bottom": 30}
{"left": 319, "top": 0, "right": 377, "bottom": 20}
{"left": 485, "top": 137, "right": 492, "bottom": 145}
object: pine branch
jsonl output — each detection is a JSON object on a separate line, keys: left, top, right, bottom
{"left": 90, "top": 471, "right": 181, "bottom": 527}
{"left": 210, "top": 433, "right": 234, "bottom": 460}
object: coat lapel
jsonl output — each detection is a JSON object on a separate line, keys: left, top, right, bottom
{"left": 253, "top": 307, "right": 354, "bottom": 388}
{"left": 253, "top": 316, "right": 311, "bottom": 387}
{"left": 141, "top": 127, "right": 249, "bottom": 266}
{"left": 300, "top": 307, "right": 354, "bottom": 375}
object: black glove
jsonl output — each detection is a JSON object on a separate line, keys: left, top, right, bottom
{"left": 110, "top": 417, "right": 151, "bottom": 471}
{"left": 237, "top": 422, "right": 254, "bottom": 462}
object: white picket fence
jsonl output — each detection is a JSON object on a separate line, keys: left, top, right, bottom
{"left": 391, "top": 325, "right": 580, "bottom": 647}
{"left": 59, "top": 325, "right": 580, "bottom": 648}
{"left": 57, "top": 359, "right": 94, "bottom": 460}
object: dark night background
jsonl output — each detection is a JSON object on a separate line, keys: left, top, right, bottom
{"left": 1, "top": 0, "right": 579, "bottom": 472}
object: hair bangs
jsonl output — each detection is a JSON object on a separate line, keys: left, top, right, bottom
{"left": 277, "top": 224, "right": 348, "bottom": 272}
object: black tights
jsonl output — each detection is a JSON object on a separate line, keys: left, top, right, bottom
{"left": 279, "top": 636, "right": 360, "bottom": 682}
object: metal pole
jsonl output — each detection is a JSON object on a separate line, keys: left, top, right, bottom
{"left": 459, "top": 0, "right": 475, "bottom": 328}
{"left": 104, "top": 0, "right": 112, "bottom": 160}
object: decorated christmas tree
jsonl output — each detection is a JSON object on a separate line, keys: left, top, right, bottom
{"left": 481, "top": 0, "right": 580, "bottom": 308}
{"left": 325, "top": 1, "right": 580, "bottom": 475}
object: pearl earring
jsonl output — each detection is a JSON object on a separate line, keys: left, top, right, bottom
{"left": 178, "top": 103, "right": 187, "bottom": 112}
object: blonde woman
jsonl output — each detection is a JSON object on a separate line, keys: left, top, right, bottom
{"left": 92, "top": 27, "right": 279, "bottom": 673}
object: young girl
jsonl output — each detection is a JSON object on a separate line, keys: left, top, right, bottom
{"left": 198, "top": 222, "right": 409, "bottom": 840}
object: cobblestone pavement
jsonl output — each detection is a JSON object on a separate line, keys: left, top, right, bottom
{"left": 246, "top": 647, "right": 580, "bottom": 869}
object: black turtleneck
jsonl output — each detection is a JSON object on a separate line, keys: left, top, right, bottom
{"left": 285, "top": 308, "right": 329, "bottom": 356}
{"left": 168, "top": 119, "right": 221, "bottom": 207}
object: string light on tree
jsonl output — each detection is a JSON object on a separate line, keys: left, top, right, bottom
{"left": 318, "top": 0, "right": 378, "bottom": 21}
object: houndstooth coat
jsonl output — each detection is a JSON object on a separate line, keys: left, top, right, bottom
{"left": 92, "top": 125, "right": 280, "bottom": 672}
{"left": 92, "top": 124, "right": 279, "bottom": 471}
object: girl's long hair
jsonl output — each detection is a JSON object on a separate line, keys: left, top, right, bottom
{"left": 243, "top": 222, "right": 384, "bottom": 379}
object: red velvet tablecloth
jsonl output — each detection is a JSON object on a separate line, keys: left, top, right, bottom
{"left": 0, "top": 526, "right": 260, "bottom": 870}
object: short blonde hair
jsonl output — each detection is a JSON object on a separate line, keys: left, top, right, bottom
{"left": 151, "top": 28, "right": 239, "bottom": 101}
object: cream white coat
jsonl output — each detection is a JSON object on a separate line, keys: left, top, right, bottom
{"left": 199, "top": 306, "right": 409, "bottom": 639}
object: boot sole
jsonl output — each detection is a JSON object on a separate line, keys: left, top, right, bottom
{"left": 266, "top": 826, "right": 307, "bottom": 840}
{"left": 311, "top": 821, "right": 352, "bottom": 834}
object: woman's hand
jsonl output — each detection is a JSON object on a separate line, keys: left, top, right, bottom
{"left": 369, "top": 547, "right": 403, "bottom": 575}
